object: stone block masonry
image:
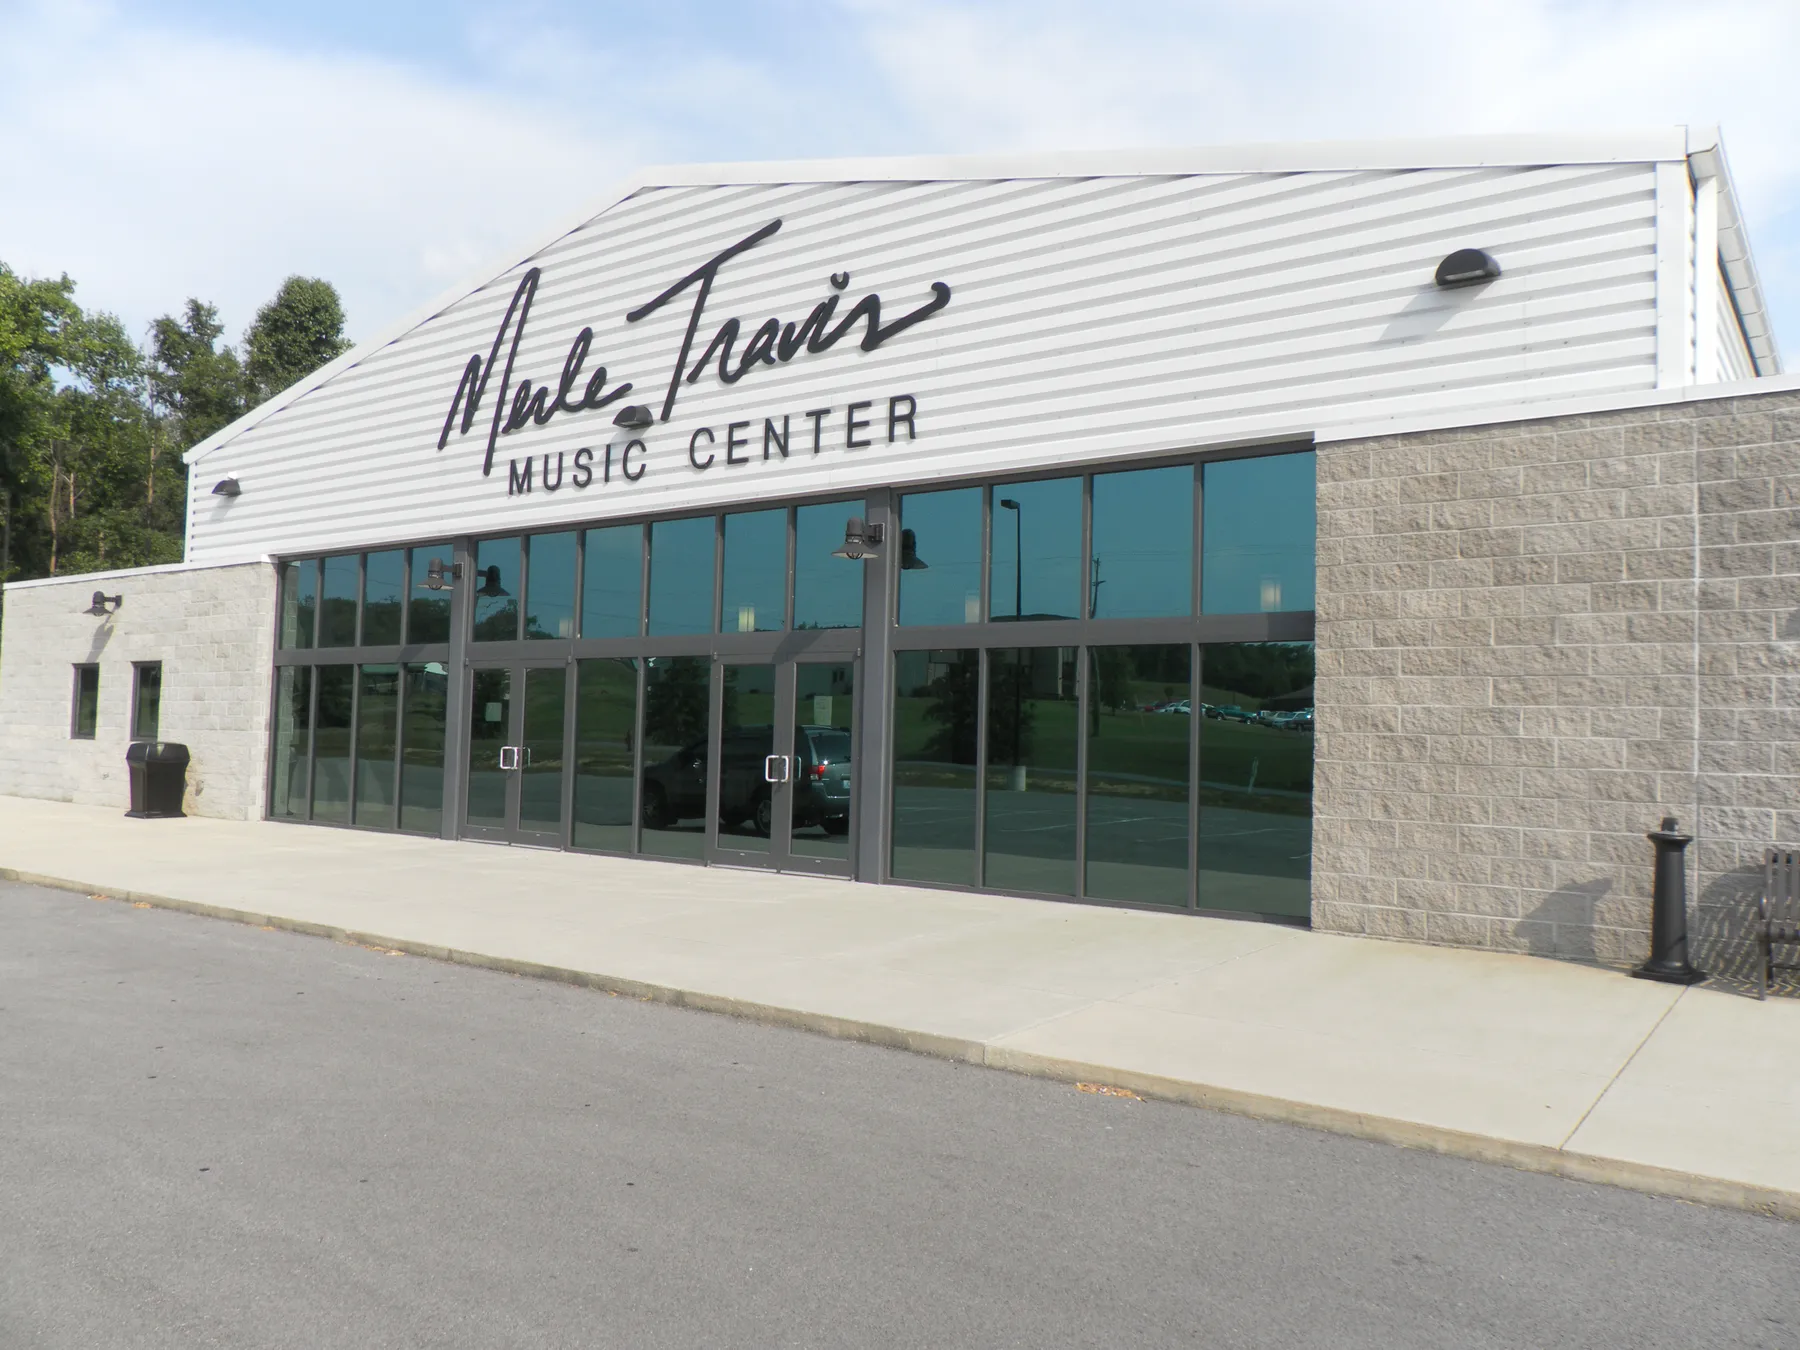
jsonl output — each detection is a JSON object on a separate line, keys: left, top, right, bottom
{"left": 1314, "top": 386, "right": 1800, "bottom": 984}
{"left": 0, "top": 562, "right": 276, "bottom": 820}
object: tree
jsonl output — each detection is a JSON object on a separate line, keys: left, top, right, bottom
{"left": 0, "top": 264, "right": 77, "bottom": 585}
{"left": 150, "top": 299, "right": 247, "bottom": 453}
{"left": 244, "top": 276, "right": 349, "bottom": 405}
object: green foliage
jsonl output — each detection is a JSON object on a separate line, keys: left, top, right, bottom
{"left": 244, "top": 276, "right": 350, "bottom": 405}
{"left": 0, "top": 262, "right": 351, "bottom": 590}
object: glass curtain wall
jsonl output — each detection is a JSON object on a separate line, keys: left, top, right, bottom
{"left": 890, "top": 449, "right": 1316, "bottom": 921}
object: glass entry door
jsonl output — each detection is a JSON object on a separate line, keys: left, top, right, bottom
{"left": 708, "top": 657, "right": 857, "bottom": 876}
{"left": 463, "top": 661, "right": 569, "bottom": 846}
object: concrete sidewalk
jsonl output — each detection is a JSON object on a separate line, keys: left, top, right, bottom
{"left": 5, "top": 794, "right": 1797, "bottom": 1218}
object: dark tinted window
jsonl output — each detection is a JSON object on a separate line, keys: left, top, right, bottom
{"left": 648, "top": 517, "right": 716, "bottom": 637}
{"left": 525, "top": 531, "right": 577, "bottom": 639}
{"left": 72, "top": 665, "right": 100, "bottom": 739}
{"left": 1091, "top": 465, "right": 1193, "bottom": 618}
{"left": 898, "top": 488, "right": 982, "bottom": 626}
{"left": 472, "top": 536, "right": 521, "bottom": 642}
{"left": 1202, "top": 451, "right": 1316, "bottom": 614}
{"left": 721, "top": 509, "right": 786, "bottom": 633}
{"left": 361, "top": 550, "right": 405, "bottom": 645}
{"left": 989, "top": 477, "right": 1081, "bottom": 622}
{"left": 890, "top": 649, "right": 978, "bottom": 886}
{"left": 1086, "top": 644, "right": 1191, "bottom": 907}
{"left": 794, "top": 502, "right": 864, "bottom": 630}
{"left": 582, "top": 525, "right": 643, "bottom": 638}
{"left": 131, "top": 663, "right": 162, "bottom": 740}
{"left": 281, "top": 561, "right": 317, "bottom": 649}
{"left": 318, "top": 555, "right": 359, "bottom": 646}
{"left": 407, "top": 545, "right": 454, "bottom": 645}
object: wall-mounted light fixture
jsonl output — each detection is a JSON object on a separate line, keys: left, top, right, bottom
{"left": 422, "top": 557, "right": 461, "bottom": 592}
{"left": 612, "top": 405, "right": 655, "bottom": 430}
{"left": 84, "top": 591, "right": 123, "bottom": 617}
{"left": 832, "top": 517, "right": 885, "bottom": 561}
{"left": 474, "top": 564, "right": 510, "bottom": 598}
{"left": 211, "top": 477, "right": 242, "bottom": 497}
{"left": 1435, "top": 248, "right": 1501, "bottom": 289}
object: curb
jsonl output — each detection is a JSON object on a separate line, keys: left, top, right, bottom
{"left": 8, "top": 865, "right": 1797, "bottom": 1224}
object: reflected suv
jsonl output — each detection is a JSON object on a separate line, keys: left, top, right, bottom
{"left": 641, "top": 724, "right": 851, "bottom": 837}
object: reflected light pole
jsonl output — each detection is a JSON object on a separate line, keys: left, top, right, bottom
{"left": 998, "top": 497, "right": 1024, "bottom": 786}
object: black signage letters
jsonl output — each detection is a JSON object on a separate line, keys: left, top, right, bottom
{"left": 688, "top": 427, "right": 716, "bottom": 470}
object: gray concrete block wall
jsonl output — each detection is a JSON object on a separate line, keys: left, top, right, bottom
{"left": 1313, "top": 387, "right": 1800, "bottom": 980}
{"left": 0, "top": 563, "right": 276, "bottom": 820}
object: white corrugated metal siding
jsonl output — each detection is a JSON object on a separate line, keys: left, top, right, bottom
{"left": 186, "top": 163, "right": 1665, "bottom": 564}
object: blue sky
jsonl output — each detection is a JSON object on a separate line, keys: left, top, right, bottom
{"left": 4, "top": 0, "right": 1798, "bottom": 365}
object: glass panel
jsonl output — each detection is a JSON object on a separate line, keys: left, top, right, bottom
{"left": 1091, "top": 464, "right": 1193, "bottom": 619}
{"left": 890, "top": 649, "right": 978, "bottom": 886}
{"left": 640, "top": 656, "right": 711, "bottom": 859}
{"left": 464, "top": 666, "right": 511, "bottom": 829}
{"left": 472, "top": 536, "right": 521, "bottom": 642}
{"left": 717, "top": 664, "right": 776, "bottom": 852}
{"left": 525, "top": 531, "right": 577, "bottom": 640}
{"left": 989, "top": 477, "right": 1081, "bottom": 622}
{"left": 648, "top": 516, "right": 716, "bottom": 636}
{"left": 408, "top": 545, "right": 454, "bottom": 645}
{"left": 73, "top": 666, "right": 99, "bottom": 739}
{"left": 131, "top": 663, "right": 162, "bottom": 740}
{"left": 1202, "top": 451, "right": 1317, "bottom": 614}
{"left": 720, "top": 509, "right": 786, "bottom": 634}
{"left": 581, "top": 525, "right": 643, "bottom": 639}
{"left": 1198, "top": 642, "right": 1314, "bottom": 919}
{"left": 399, "top": 662, "right": 448, "bottom": 834}
{"left": 269, "top": 666, "right": 311, "bottom": 820}
{"left": 573, "top": 658, "right": 638, "bottom": 852}
{"left": 518, "top": 666, "right": 567, "bottom": 833}
{"left": 1085, "top": 645, "right": 1191, "bottom": 907}
{"left": 361, "top": 550, "right": 405, "bottom": 646}
{"left": 794, "top": 502, "right": 864, "bottom": 630}
{"left": 310, "top": 665, "right": 354, "bottom": 823}
{"left": 318, "top": 554, "right": 360, "bottom": 646}
{"left": 983, "top": 647, "right": 1079, "bottom": 896}
{"left": 790, "top": 661, "right": 855, "bottom": 861}
{"left": 280, "top": 560, "right": 317, "bottom": 649}
{"left": 353, "top": 664, "right": 399, "bottom": 828}
{"left": 897, "top": 487, "right": 982, "bottom": 626}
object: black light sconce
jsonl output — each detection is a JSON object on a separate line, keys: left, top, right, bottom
{"left": 211, "top": 477, "right": 241, "bottom": 497}
{"left": 84, "top": 591, "right": 123, "bottom": 616}
{"left": 832, "top": 517, "right": 885, "bottom": 561}
{"left": 1435, "top": 248, "right": 1501, "bottom": 289}
{"left": 613, "top": 405, "right": 655, "bottom": 430}
{"left": 899, "top": 527, "right": 928, "bottom": 570}
{"left": 422, "top": 557, "right": 462, "bottom": 592}
{"left": 474, "top": 564, "right": 510, "bottom": 598}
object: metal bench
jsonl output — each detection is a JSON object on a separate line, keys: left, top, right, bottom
{"left": 1759, "top": 848, "right": 1800, "bottom": 998}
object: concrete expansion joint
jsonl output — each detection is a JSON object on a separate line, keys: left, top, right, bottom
{"left": 7, "top": 863, "right": 1797, "bottom": 1226}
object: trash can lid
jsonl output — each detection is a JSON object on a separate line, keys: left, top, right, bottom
{"left": 126, "top": 740, "right": 190, "bottom": 763}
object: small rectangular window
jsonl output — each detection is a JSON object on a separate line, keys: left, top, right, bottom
{"left": 72, "top": 665, "right": 100, "bottom": 739}
{"left": 131, "top": 662, "right": 163, "bottom": 741}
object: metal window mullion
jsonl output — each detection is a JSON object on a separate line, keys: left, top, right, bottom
{"left": 347, "top": 663, "right": 364, "bottom": 825}
{"left": 1189, "top": 642, "right": 1202, "bottom": 911}
{"left": 711, "top": 515, "right": 724, "bottom": 636}
{"left": 390, "top": 659, "right": 406, "bottom": 832}
{"left": 785, "top": 506, "right": 796, "bottom": 630}
{"left": 560, "top": 658, "right": 576, "bottom": 849}
{"left": 1082, "top": 473, "right": 1095, "bottom": 619}
{"left": 1074, "top": 644, "right": 1089, "bottom": 900}
{"left": 638, "top": 523, "right": 650, "bottom": 637}
{"left": 304, "top": 661, "right": 319, "bottom": 821}
{"left": 630, "top": 656, "right": 646, "bottom": 855}
{"left": 974, "top": 647, "right": 989, "bottom": 889}
{"left": 979, "top": 488, "right": 992, "bottom": 624}
{"left": 1192, "top": 462, "right": 1204, "bottom": 618}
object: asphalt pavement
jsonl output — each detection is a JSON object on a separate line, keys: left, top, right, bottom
{"left": 3, "top": 879, "right": 1795, "bottom": 1350}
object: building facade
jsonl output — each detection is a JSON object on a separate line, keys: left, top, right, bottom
{"left": 0, "top": 129, "right": 1786, "bottom": 966}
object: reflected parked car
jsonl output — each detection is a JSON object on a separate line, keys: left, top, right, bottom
{"left": 1210, "top": 705, "right": 1255, "bottom": 723}
{"left": 641, "top": 724, "right": 851, "bottom": 837}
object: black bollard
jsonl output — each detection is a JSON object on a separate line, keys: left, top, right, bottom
{"left": 1632, "top": 816, "right": 1706, "bottom": 985}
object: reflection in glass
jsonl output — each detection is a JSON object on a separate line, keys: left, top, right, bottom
{"left": 270, "top": 666, "right": 311, "bottom": 819}
{"left": 582, "top": 525, "right": 643, "bottom": 639}
{"left": 472, "top": 536, "right": 521, "bottom": 642}
{"left": 989, "top": 477, "right": 1081, "bottom": 621}
{"left": 898, "top": 488, "right": 981, "bottom": 626}
{"left": 1085, "top": 645, "right": 1191, "bottom": 907}
{"left": 794, "top": 502, "right": 863, "bottom": 630}
{"left": 353, "top": 664, "right": 399, "bottom": 827}
{"left": 518, "top": 666, "right": 567, "bottom": 833}
{"left": 131, "top": 663, "right": 162, "bottom": 740}
{"left": 1091, "top": 465, "right": 1193, "bottom": 619}
{"left": 319, "top": 555, "right": 360, "bottom": 646}
{"left": 408, "top": 545, "right": 454, "bottom": 645}
{"left": 720, "top": 509, "right": 786, "bottom": 633}
{"left": 525, "top": 531, "right": 577, "bottom": 639}
{"left": 1202, "top": 451, "right": 1317, "bottom": 614}
{"left": 281, "top": 561, "right": 317, "bottom": 649}
{"left": 717, "top": 664, "right": 776, "bottom": 851}
{"left": 310, "top": 665, "right": 354, "bottom": 823}
{"left": 574, "top": 658, "right": 638, "bottom": 853}
{"left": 791, "top": 661, "right": 855, "bottom": 861}
{"left": 361, "top": 551, "right": 405, "bottom": 646}
{"left": 399, "top": 663, "right": 448, "bottom": 834}
{"left": 1197, "top": 642, "right": 1313, "bottom": 919}
{"left": 465, "top": 666, "right": 511, "bottom": 829}
{"left": 639, "top": 656, "right": 710, "bottom": 859}
{"left": 648, "top": 516, "right": 716, "bottom": 636}
{"left": 984, "top": 648, "right": 1079, "bottom": 895}
{"left": 890, "top": 649, "right": 978, "bottom": 885}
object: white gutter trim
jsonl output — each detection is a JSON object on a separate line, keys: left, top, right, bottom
{"left": 1686, "top": 125, "right": 1781, "bottom": 376}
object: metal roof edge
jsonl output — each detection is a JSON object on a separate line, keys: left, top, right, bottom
{"left": 1314, "top": 371, "right": 1800, "bottom": 445}
{"left": 1686, "top": 126, "right": 1781, "bottom": 376}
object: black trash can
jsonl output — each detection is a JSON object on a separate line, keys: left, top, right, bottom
{"left": 125, "top": 741, "right": 189, "bottom": 819}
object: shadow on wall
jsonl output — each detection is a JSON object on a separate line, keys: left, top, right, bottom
{"left": 1694, "top": 862, "right": 1790, "bottom": 999}
{"left": 1521, "top": 878, "right": 1611, "bottom": 964}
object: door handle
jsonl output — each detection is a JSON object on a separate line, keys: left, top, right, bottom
{"left": 764, "top": 754, "right": 791, "bottom": 783}
{"left": 522, "top": 746, "right": 534, "bottom": 768}
{"left": 498, "top": 746, "right": 518, "bottom": 770}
